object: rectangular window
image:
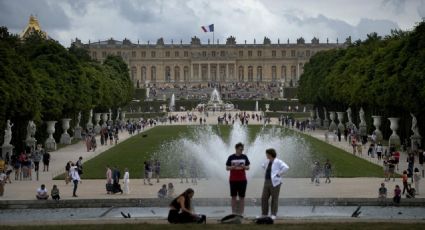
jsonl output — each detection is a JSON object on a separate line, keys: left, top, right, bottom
{"left": 102, "top": 51, "right": 106, "bottom": 58}
{"left": 175, "top": 51, "right": 179, "bottom": 57}
{"left": 132, "top": 51, "right": 136, "bottom": 57}
{"left": 281, "top": 50, "right": 286, "bottom": 57}
{"left": 272, "top": 50, "right": 276, "bottom": 57}
{"left": 239, "top": 50, "right": 243, "bottom": 57}
{"left": 212, "top": 51, "right": 216, "bottom": 57}
{"left": 151, "top": 51, "right": 156, "bottom": 57}
{"left": 202, "top": 51, "right": 207, "bottom": 57}
{"left": 248, "top": 51, "right": 252, "bottom": 57}
{"left": 291, "top": 50, "right": 295, "bottom": 57}
{"left": 141, "top": 51, "right": 146, "bottom": 57}
{"left": 306, "top": 50, "right": 310, "bottom": 57}
{"left": 257, "top": 50, "right": 262, "bottom": 57}
{"left": 220, "top": 51, "right": 225, "bottom": 57}
{"left": 165, "top": 51, "right": 170, "bottom": 57}
{"left": 184, "top": 51, "right": 189, "bottom": 57}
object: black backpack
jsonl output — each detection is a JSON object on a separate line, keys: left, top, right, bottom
{"left": 220, "top": 214, "right": 243, "bottom": 224}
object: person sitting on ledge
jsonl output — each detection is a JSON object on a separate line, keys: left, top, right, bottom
{"left": 51, "top": 184, "right": 60, "bottom": 200}
{"left": 36, "top": 184, "right": 49, "bottom": 200}
{"left": 158, "top": 184, "right": 167, "bottom": 198}
{"left": 168, "top": 188, "right": 205, "bottom": 224}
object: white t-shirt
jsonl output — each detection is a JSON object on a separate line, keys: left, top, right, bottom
{"left": 37, "top": 188, "right": 48, "bottom": 195}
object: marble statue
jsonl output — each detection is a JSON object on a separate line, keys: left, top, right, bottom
{"left": 411, "top": 113, "right": 420, "bottom": 137}
{"left": 25, "top": 120, "right": 37, "bottom": 148}
{"left": 86, "top": 109, "right": 94, "bottom": 132}
{"left": 3, "top": 120, "right": 13, "bottom": 146}
{"left": 346, "top": 107, "right": 353, "bottom": 124}
{"left": 359, "top": 107, "right": 367, "bottom": 136}
{"left": 359, "top": 108, "right": 366, "bottom": 125}
{"left": 76, "top": 111, "right": 82, "bottom": 128}
{"left": 116, "top": 108, "right": 121, "bottom": 121}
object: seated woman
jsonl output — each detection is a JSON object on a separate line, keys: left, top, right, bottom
{"left": 36, "top": 184, "right": 49, "bottom": 200}
{"left": 168, "top": 188, "right": 205, "bottom": 224}
{"left": 158, "top": 184, "right": 167, "bottom": 198}
{"left": 51, "top": 184, "right": 60, "bottom": 200}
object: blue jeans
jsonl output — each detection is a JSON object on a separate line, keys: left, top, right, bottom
{"left": 73, "top": 180, "right": 78, "bottom": 196}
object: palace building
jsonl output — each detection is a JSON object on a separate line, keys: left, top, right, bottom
{"left": 73, "top": 36, "right": 345, "bottom": 88}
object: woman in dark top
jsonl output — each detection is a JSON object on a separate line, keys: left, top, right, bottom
{"left": 168, "top": 188, "right": 203, "bottom": 224}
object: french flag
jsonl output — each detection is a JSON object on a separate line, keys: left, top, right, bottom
{"left": 201, "top": 24, "right": 214, "bottom": 32}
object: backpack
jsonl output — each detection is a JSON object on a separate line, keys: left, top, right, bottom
{"left": 220, "top": 214, "right": 242, "bottom": 224}
{"left": 254, "top": 216, "right": 274, "bottom": 224}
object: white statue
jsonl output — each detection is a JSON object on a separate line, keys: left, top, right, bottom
{"left": 76, "top": 111, "right": 82, "bottom": 128}
{"left": 359, "top": 108, "right": 366, "bottom": 125}
{"left": 3, "top": 120, "right": 13, "bottom": 146}
{"left": 411, "top": 113, "right": 420, "bottom": 137}
{"left": 323, "top": 107, "right": 328, "bottom": 120}
{"left": 346, "top": 107, "right": 353, "bottom": 123}
{"left": 116, "top": 108, "right": 121, "bottom": 121}
{"left": 26, "top": 121, "right": 36, "bottom": 140}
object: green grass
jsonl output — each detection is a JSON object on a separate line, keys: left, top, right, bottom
{"left": 2, "top": 223, "right": 422, "bottom": 230}
{"left": 55, "top": 125, "right": 385, "bottom": 179}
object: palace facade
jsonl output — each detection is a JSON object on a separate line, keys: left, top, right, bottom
{"left": 73, "top": 36, "right": 344, "bottom": 88}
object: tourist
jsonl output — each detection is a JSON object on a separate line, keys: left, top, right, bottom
{"left": 368, "top": 143, "right": 375, "bottom": 158}
{"left": 36, "top": 184, "right": 49, "bottom": 200}
{"left": 407, "top": 152, "right": 415, "bottom": 181}
{"left": 226, "top": 142, "right": 250, "bottom": 216}
{"left": 351, "top": 137, "right": 357, "bottom": 154}
{"left": 388, "top": 157, "right": 396, "bottom": 181}
{"left": 356, "top": 143, "right": 362, "bottom": 155}
{"left": 114, "top": 130, "right": 119, "bottom": 145}
{"left": 51, "top": 185, "right": 60, "bottom": 200}
{"left": 32, "top": 145, "right": 42, "bottom": 174}
{"left": 413, "top": 167, "right": 421, "bottom": 195}
{"left": 106, "top": 165, "right": 112, "bottom": 194}
{"left": 70, "top": 163, "right": 81, "bottom": 197}
{"left": 393, "top": 150, "right": 400, "bottom": 170}
{"left": 158, "top": 184, "right": 168, "bottom": 198}
{"left": 260, "top": 148, "right": 289, "bottom": 219}
{"left": 376, "top": 142, "right": 383, "bottom": 160}
{"left": 324, "top": 159, "right": 332, "bottom": 183}
{"left": 383, "top": 157, "right": 390, "bottom": 181}
{"left": 168, "top": 188, "right": 204, "bottom": 224}
{"left": 154, "top": 159, "right": 161, "bottom": 183}
{"left": 402, "top": 170, "right": 408, "bottom": 195}
{"left": 112, "top": 166, "right": 123, "bottom": 194}
{"left": 5, "top": 164, "right": 12, "bottom": 184}
{"left": 65, "top": 161, "right": 72, "bottom": 185}
{"left": 123, "top": 168, "right": 130, "bottom": 194}
{"left": 393, "top": 185, "right": 401, "bottom": 204}
{"left": 379, "top": 183, "right": 387, "bottom": 199}
{"left": 42, "top": 149, "right": 50, "bottom": 172}
{"left": 311, "top": 161, "right": 321, "bottom": 185}
{"left": 190, "top": 159, "right": 198, "bottom": 185}
{"left": 144, "top": 161, "right": 153, "bottom": 185}
{"left": 168, "top": 183, "right": 175, "bottom": 198}
{"left": 91, "top": 135, "right": 97, "bottom": 152}
{"left": 85, "top": 134, "right": 91, "bottom": 151}
{"left": 179, "top": 159, "right": 188, "bottom": 183}
{"left": 109, "top": 128, "right": 114, "bottom": 145}
{"left": 0, "top": 170, "right": 6, "bottom": 196}
{"left": 76, "top": 156, "right": 83, "bottom": 178}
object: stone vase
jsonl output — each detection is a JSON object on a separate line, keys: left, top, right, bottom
{"left": 265, "top": 104, "right": 270, "bottom": 112}
{"left": 94, "top": 113, "right": 101, "bottom": 134}
{"left": 60, "top": 118, "right": 72, "bottom": 145}
{"left": 336, "top": 112, "right": 345, "bottom": 132}
{"left": 329, "top": 111, "right": 337, "bottom": 131}
{"left": 372, "top": 116, "right": 383, "bottom": 143}
{"left": 388, "top": 117, "right": 401, "bottom": 147}
{"left": 45, "top": 121, "right": 57, "bottom": 151}
{"left": 102, "top": 113, "right": 108, "bottom": 128}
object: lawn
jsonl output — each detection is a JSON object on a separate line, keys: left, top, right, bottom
{"left": 2, "top": 223, "right": 422, "bottom": 230}
{"left": 57, "top": 125, "right": 384, "bottom": 179}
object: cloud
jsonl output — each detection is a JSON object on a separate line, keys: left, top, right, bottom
{"left": 0, "top": 0, "right": 421, "bottom": 47}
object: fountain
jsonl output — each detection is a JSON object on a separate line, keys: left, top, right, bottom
{"left": 154, "top": 122, "right": 311, "bottom": 181}
{"left": 255, "top": 101, "right": 259, "bottom": 112}
{"left": 170, "top": 94, "right": 175, "bottom": 112}
{"left": 197, "top": 88, "right": 235, "bottom": 111}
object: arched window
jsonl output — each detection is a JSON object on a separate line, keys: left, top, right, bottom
{"left": 131, "top": 66, "right": 137, "bottom": 81}
{"left": 174, "top": 66, "right": 180, "bottom": 82}
{"left": 141, "top": 66, "right": 147, "bottom": 81}
{"left": 257, "top": 66, "right": 262, "bottom": 82}
{"left": 281, "top": 66, "right": 287, "bottom": 81}
{"left": 151, "top": 66, "right": 156, "bottom": 82}
{"left": 238, "top": 66, "right": 244, "bottom": 81}
{"left": 184, "top": 66, "right": 189, "bottom": 82}
{"left": 248, "top": 66, "right": 253, "bottom": 82}
{"left": 271, "top": 66, "right": 276, "bottom": 82}
{"left": 165, "top": 66, "right": 171, "bottom": 82}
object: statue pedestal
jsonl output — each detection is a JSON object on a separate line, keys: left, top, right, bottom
{"left": 60, "top": 133, "right": 71, "bottom": 145}
{"left": 45, "top": 138, "right": 56, "bottom": 151}
{"left": 25, "top": 138, "right": 37, "bottom": 149}
{"left": 315, "top": 118, "right": 322, "bottom": 127}
{"left": 94, "top": 125, "right": 101, "bottom": 134}
{"left": 74, "top": 127, "right": 82, "bottom": 139}
{"left": 323, "top": 119, "right": 329, "bottom": 129}
{"left": 411, "top": 135, "right": 422, "bottom": 151}
{"left": 1, "top": 144, "right": 14, "bottom": 160}
{"left": 359, "top": 124, "right": 367, "bottom": 136}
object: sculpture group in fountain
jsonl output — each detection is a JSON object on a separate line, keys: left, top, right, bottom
{"left": 197, "top": 88, "right": 235, "bottom": 111}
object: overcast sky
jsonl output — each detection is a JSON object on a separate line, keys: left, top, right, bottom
{"left": 1, "top": 0, "right": 424, "bottom": 47}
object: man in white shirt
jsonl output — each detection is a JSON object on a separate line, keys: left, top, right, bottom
{"left": 261, "top": 148, "right": 289, "bottom": 220}
{"left": 36, "top": 184, "right": 49, "bottom": 200}
{"left": 70, "top": 163, "right": 81, "bottom": 197}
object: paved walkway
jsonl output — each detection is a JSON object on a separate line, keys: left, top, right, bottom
{"left": 1, "top": 112, "right": 423, "bottom": 201}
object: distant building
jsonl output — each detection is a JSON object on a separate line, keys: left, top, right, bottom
{"left": 74, "top": 35, "right": 345, "bottom": 88}
{"left": 20, "top": 15, "right": 48, "bottom": 39}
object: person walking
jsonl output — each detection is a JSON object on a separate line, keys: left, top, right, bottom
{"left": 123, "top": 168, "right": 130, "bottom": 194}
{"left": 324, "top": 159, "right": 332, "bottom": 183}
{"left": 154, "top": 160, "right": 161, "bottom": 183}
{"left": 106, "top": 165, "right": 112, "bottom": 194}
{"left": 226, "top": 142, "right": 250, "bottom": 216}
{"left": 70, "top": 163, "right": 81, "bottom": 197}
{"left": 260, "top": 148, "right": 289, "bottom": 220}
{"left": 42, "top": 150, "right": 50, "bottom": 172}
{"left": 413, "top": 167, "right": 421, "bottom": 195}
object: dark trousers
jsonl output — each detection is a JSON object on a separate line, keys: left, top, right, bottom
{"left": 168, "top": 210, "right": 195, "bottom": 223}
{"left": 261, "top": 180, "right": 281, "bottom": 216}
{"left": 402, "top": 181, "right": 408, "bottom": 194}
{"left": 73, "top": 180, "right": 78, "bottom": 196}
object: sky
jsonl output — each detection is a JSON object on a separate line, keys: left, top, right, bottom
{"left": 0, "top": 0, "right": 424, "bottom": 47}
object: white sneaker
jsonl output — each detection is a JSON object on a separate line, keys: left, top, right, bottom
{"left": 271, "top": 215, "right": 276, "bottom": 220}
